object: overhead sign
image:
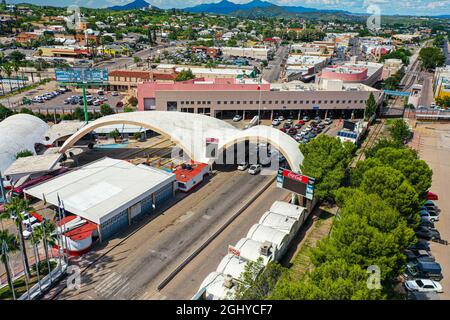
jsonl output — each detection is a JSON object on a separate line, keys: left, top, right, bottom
{"left": 55, "top": 68, "right": 109, "bottom": 84}
{"left": 383, "top": 90, "right": 411, "bottom": 97}
{"left": 228, "top": 245, "right": 241, "bottom": 257}
{"left": 277, "top": 168, "right": 315, "bottom": 200}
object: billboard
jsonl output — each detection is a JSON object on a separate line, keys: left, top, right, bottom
{"left": 277, "top": 168, "right": 315, "bottom": 200}
{"left": 205, "top": 137, "right": 219, "bottom": 159}
{"left": 55, "top": 68, "right": 109, "bottom": 84}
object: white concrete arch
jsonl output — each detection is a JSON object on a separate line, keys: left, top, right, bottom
{"left": 59, "top": 111, "right": 303, "bottom": 172}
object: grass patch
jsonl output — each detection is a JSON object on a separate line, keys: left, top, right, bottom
{"left": 0, "top": 260, "right": 57, "bottom": 300}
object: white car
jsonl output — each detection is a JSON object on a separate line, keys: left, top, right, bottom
{"left": 272, "top": 119, "right": 281, "bottom": 126}
{"left": 404, "top": 279, "right": 443, "bottom": 293}
{"left": 237, "top": 162, "right": 249, "bottom": 171}
{"left": 22, "top": 221, "right": 41, "bottom": 240}
{"left": 248, "top": 164, "right": 262, "bottom": 175}
{"left": 233, "top": 114, "right": 243, "bottom": 122}
{"left": 112, "top": 91, "right": 119, "bottom": 96}
{"left": 277, "top": 115, "right": 284, "bottom": 121}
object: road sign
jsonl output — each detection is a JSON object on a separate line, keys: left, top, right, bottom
{"left": 228, "top": 245, "right": 241, "bottom": 257}
{"left": 383, "top": 90, "right": 411, "bottom": 97}
{"left": 313, "top": 106, "right": 320, "bottom": 110}
{"left": 277, "top": 168, "right": 315, "bottom": 200}
{"left": 55, "top": 68, "right": 108, "bottom": 84}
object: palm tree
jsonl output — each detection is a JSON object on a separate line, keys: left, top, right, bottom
{"left": 1, "top": 63, "right": 13, "bottom": 93}
{"left": 4, "top": 197, "right": 32, "bottom": 276}
{"left": 0, "top": 229, "right": 19, "bottom": 295}
{"left": 33, "top": 219, "right": 57, "bottom": 281}
{"left": 12, "top": 62, "right": 20, "bottom": 90}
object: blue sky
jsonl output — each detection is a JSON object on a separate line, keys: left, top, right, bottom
{"left": 5, "top": 0, "right": 450, "bottom": 16}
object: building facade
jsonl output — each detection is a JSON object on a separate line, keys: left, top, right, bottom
{"left": 137, "top": 78, "right": 382, "bottom": 119}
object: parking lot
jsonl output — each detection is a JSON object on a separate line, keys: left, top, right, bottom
{"left": 411, "top": 122, "right": 450, "bottom": 299}
{"left": 24, "top": 89, "right": 125, "bottom": 113}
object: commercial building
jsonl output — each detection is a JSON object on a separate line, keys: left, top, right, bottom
{"left": 220, "top": 46, "right": 270, "bottom": 61}
{"left": 434, "top": 66, "right": 450, "bottom": 99}
{"left": 137, "top": 77, "right": 382, "bottom": 120}
{"left": 173, "top": 161, "right": 210, "bottom": 192}
{"left": 24, "top": 157, "right": 177, "bottom": 241}
{"left": 108, "top": 69, "right": 178, "bottom": 91}
{"left": 317, "top": 61, "right": 383, "bottom": 87}
{"left": 173, "top": 66, "right": 256, "bottom": 79}
{"left": 382, "top": 58, "right": 404, "bottom": 79}
{"left": 37, "top": 46, "right": 90, "bottom": 58}
{"left": 286, "top": 55, "right": 328, "bottom": 73}
{"left": 192, "top": 46, "right": 220, "bottom": 58}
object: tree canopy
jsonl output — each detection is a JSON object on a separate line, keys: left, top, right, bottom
{"left": 299, "top": 135, "right": 355, "bottom": 202}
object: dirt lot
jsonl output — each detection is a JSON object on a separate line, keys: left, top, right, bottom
{"left": 411, "top": 122, "right": 450, "bottom": 299}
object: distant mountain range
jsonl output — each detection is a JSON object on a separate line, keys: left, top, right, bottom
{"left": 107, "top": 0, "right": 351, "bottom": 16}
{"left": 183, "top": 0, "right": 351, "bottom": 16}
{"left": 108, "top": 0, "right": 157, "bottom": 11}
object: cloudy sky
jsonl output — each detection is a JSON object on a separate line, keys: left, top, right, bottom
{"left": 6, "top": 0, "right": 450, "bottom": 16}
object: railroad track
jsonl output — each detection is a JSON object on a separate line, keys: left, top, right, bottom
{"left": 350, "top": 119, "right": 385, "bottom": 167}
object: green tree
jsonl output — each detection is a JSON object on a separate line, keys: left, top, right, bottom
{"left": 73, "top": 107, "right": 85, "bottom": 121}
{"left": 0, "top": 104, "right": 13, "bottom": 119}
{"left": 33, "top": 220, "right": 57, "bottom": 278}
{"left": 271, "top": 259, "right": 386, "bottom": 300}
{"left": 234, "top": 259, "right": 283, "bottom": 300}
{"left": 389, "top": 119, "right": 411, "bottom": 143}
{"left": 0, "top": 229, "right": 19, "bottom": 294}
{"left": 364, "top": 92, "right": 377, "bottom": 120}
{"left": 109, "top": 128, "right": 120, "bottom": 141}
{"left": 15, "top": 149, "right": 33, "bottom": 159}
{"left": 100, "top": 103, "right": 114, "bottom": 116}
{"left": 4, "top": 197, "right": 33, "bottom": 276}
{"left": 19, "top": 107, "right": 33, "bottom": 115}
{"left": 299, "top": 135, "right": 355, "bottom": 202}
{"left": 314, "top": 189, "right": 415, "bottom": 280}
{"left": 419, "top": 47, "right": 445, "bottom": 71}
{"left": 175, "top": 69, "right": 196, "bottom": 82}
{"left": 359, "top": 166, "right": 420, "bottom": 223}
{"left": 365, "top": 138, "right": 403, "bottom": 158}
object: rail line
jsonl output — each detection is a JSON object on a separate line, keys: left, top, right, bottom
{"left": 350, "top": 119, "right": 385, "bottom": 167}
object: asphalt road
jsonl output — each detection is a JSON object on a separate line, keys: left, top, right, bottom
{"left": 159, "top": 180, "right": 290, "bottom": 300}
{"left": 53, "top": 168, "right": 276, "bottom": 300}
{"left": 263, "top": 46, "right": 288, "bottom": 83}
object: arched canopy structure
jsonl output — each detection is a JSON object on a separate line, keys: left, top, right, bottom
{"left": 0, "top": 114, "right": 49, "bottom": 172}
{"left": 59, "top": 111, "right": 303, "bottom": 171}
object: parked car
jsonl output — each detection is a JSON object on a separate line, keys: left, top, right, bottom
{"left": 415, "top": 226, "right": 440, "bottom": 240}
{"left": 409, "top": 240, "right": 430, "bottom": 252}
{"left": 22, "top": 221, "right": 41, "bottom": 240}
{"left": 405, "top": 249, "right": 435, "bottom": 262}
{"left": 280, "top": 128, "right": 287, "bottom": 133}
{"left": 427, "top": 191, "right": 439, "bottom": 201}
{"left": 423, "top": 200, "right": 439, "bottom": 212}
{"left": 233, "top": 114, "right": 243, "bottom": 122}
{"left": 404, "top": 279, "right": 443, "bottom": 293}
{"left": 314, "top": 116, "right": 321, "bottom": 123}
{"left": 97, "top": 90, "right": 105, "bottom": 95}
{"left": 297, "top": 120, "right": 306, "bottom": 125}
{"left": 324, "top": 118, "right": 333, "bottom": 125}
{"left": 283, "top": 123, "right": 291, "bottom": 130}
{"left": 248, "top": 164, "right": 262, "bottom": 175}
{"left": 287, "top": 128, "right": 297, "bottom": 136}
{"left": 286, "top": 118, "right": 293, "bottom": 125}
{"left": 302, "top": 116, "right": 310, "bottom": 122}
{"left": 420, "top": 210, "right": 439, "bottom": 222}
{"left": 294, "top": 123, "right": 302, "bottom": 130}
{"left": 405, "top": 260, "right": 443, "bottom": 281}
{"left": 272, "top": 119, "right": 281, "bottom": 126}
{"left": 237, "top": 162, "right": 249, "bottom": 171}
{"left": 112, "top": 91, "right": 119, "bottom": 96}
{"left": 277, "top": 115, "right": 285, "bottom": 121}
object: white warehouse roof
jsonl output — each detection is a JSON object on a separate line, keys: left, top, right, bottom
{"left": 246, "top": 224, "right": 289, "bottom": 251}
{"left": 24, "top": 157, "right": 176, "bottom": 224}
{"left": 258, "top": 211, "right": 299, "bottom": 235}
{"left": 199, "top": 272, "right": 236, "bottom": 300}
{"left": 216, "top": 254, "right": 250, "bottom": 281}
{"left": 269, "top": 201, "right": 307, "bottom": 221}
{"left": 234, "top": 238, "right": 272, "bottom": 265}
{"left": 0, "top": 114, "right": 49, "bottom": 172}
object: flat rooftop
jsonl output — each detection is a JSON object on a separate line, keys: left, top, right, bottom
{"left": 24, "top": 157, "right": 176, "bottom": 224}
{"left": 4, "top": 153, "right": 62, "bottom": 176}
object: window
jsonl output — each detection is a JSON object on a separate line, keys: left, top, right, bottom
{"left": 300, "top": 100, "right": 303, "bottom": 104}
{"left": 202, "top": 101, "right": 206, "bottom": 105}
{"left": 205, "top": 108, "right": 210, "bottom": 113}
{"left": 287, "top": 100, "right": 291, "bottom": 104}
{"left": 306, "top": 100, "right": 309, "bottom": 104}
{"left": 294, "top": 100, "right": 297, "bottom": 104}
{"left": 243, "top": 101, "right": 247, "bottom": 104}
{"left": 167, "top": 101, "right": 177, "bottom": 111}
{"left": 250, "top": 101, "right": 253, "bottom": 104}
{"left": 269, "top": 101, "right": 272, "bottom": 104}
{"left": 230, "top": 101, "right": 234, "bottom": 104}
{"left": 224, "top": 101, "right": 228, "bottom": 104}
{"left": 318, "top": 100, "right": 322, "bottom": 104}
{"left": 262, "top": 101, "right": 266, "bottom": 104}
{"left": 217, "top": 101, "right": 221, "bottom": 104}
{"left": 330, "top": 100, "right": 334, "bottom": 104}
{"left": 198, "top": 108, "right": 204, "bottom": 113}
{"left": 336, "top": 100, "right": 340, "bottom": 103}
{"left": 237, "top": 101, "right": 240, "bottom": 104}
{"left": 312, "top": 100, "right": 316, "bottom": 104}
{"left": 180, "top": 101, "right": 185, "bottom": 105}
{"left": 275, "top": 100, "right": 279, "bottom": 104}
{"left": 360, "top": 100, "right": 364, "bottom": 103}
{"left": 281, "top": 100, "right": 285, "bottom": 104}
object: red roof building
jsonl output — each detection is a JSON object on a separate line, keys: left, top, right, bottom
{"left": 173, "top": 161, "right": 210, "bottom": 192}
